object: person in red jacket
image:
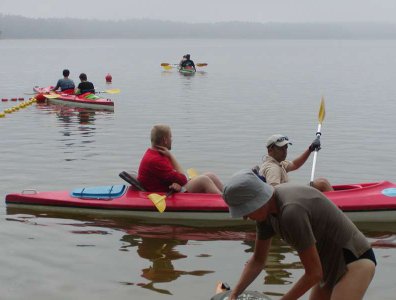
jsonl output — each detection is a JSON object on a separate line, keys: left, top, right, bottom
{"left": 137, "top": 124, "right": 223, "bottom": 194}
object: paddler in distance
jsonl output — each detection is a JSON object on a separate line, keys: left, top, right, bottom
{"left": 52, "top": 69, "right": 75, "bottom": 94}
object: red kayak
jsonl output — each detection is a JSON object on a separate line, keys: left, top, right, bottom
{"left": 5, "top": 173, "right": 396, "bottom": 225}
{"left": 33, "top": 86, "right": 114, "bottom": 111}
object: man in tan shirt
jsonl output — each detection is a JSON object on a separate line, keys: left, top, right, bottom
{"left": 259, "top": 134, "right": 333, "bottom": 192}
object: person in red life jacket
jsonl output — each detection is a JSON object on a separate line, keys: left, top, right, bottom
{"left": 76, "top": 73, "right": 95, "bottom": 94}
{"left": 137, "top": 124, "right": 223, "bottom": 194}
{"left": 52, "top": 69, "right": 75, "bottom": 94}
{"left": 180, "top": 54, "right": 196, "bottom": 71}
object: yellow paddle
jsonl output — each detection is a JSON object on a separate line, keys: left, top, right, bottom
{"left": 97, "top": 88, "right": 120, "bottom": 94}
{"left": 161, "top": 63, "right": 207, "bottom": 67}
{"left": 148, "top": 168, "right": 198, "bottom": 212}
{"left": 43, "top": 93, "right": 59, "bottom": 99}
{"left": 162, "top": 65, "right": 173, "bottom": 70}
{"left": 187, "top": 168, "right": 199, "bottom": 179}
{"left": 310, "top": 97, "right": 326, "bottom": 185}
{"left": 148, "top": 190, "right": 174, "bottom": 213}
{"left": 44, "top": 89, "right": 120, "bottom": 98}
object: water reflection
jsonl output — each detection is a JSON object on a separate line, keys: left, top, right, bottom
{"left": 36, "top": 103, "right": 98, "bottom": 125}
{"left": 121, "top": 235, "right": 211, "bottom": 295}
{"left": 34, "top": 103, "right": 113, "bottom": 161}
{"left": 5, "top": 207, "right": 396, "bottom": 297}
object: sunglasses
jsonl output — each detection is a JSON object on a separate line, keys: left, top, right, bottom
{"left": 275, "top": 136, "right": 289, "bottom": 142}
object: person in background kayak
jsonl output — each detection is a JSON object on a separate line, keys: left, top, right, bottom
{"left": 179, "top": 55, "right": 187, "bottom": 68}
{"left": 137, "top": 124, "right": 223, "bottom": 194}
{"left": 259, "top": 134, "right": 334, "bottom": 192}
{"left": 222, "top": 169, "right": 376, "bottom": 300}
{"left": 180, "top": 54, "right": 196, "bottom": 71}
{"left": 76, "top": 73, "right": 95, "bottom": 94}
{"left": 52, "top": 69, "right": 75, "bottom": 94}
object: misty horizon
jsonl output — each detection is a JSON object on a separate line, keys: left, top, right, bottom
{"left": 1, "top": 14, "right": 396, "bottom": 40}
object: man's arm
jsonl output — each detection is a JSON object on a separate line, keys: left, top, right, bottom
{"left": 153, "top": 146, "right": 187, "bottom": 186}
{"left": 287, "top": 148, "right": 311, "bottom": 172}
{"left": 155, "top": 145, "right": 184, "bottom": 174}
{"left": 287, "top": 137, "right": 321, "bottom": 172}
{"left": 229, "top": 238, "right": 272, "bottom": 299}
{"left": 280, "top": 245, "right": 323, "bottom": 300}
{"left": 52, "top": 80, "right": 61, "bottom": 91}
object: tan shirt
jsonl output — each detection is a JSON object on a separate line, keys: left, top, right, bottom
{"left": 259, "top": 155, "right": 292, "bottom": 186}
{"left": 257, "top": 183, "right": 371, "bottom": 288}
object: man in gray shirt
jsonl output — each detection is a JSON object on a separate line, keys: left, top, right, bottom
{"left": 52, "top": 69, "right": 75, "bottom": 93}
{"left": 222, "top": 169, "right": 376, "bottom": 300}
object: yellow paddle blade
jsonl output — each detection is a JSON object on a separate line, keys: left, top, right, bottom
{"left": 196, "top": 63, "right": 208, "bottom": 67}
{"left": 104, "top": 88, "right": 120, "bottom": 94}
{"left": 147, "top": 193, "right": 166, "bottom": 213}
{"left": 187, "top": 168, "right": 199, "bottom": 179}
{"left": 318, "top": 96, "right": 325, "bottom": 124}
{"left": 162, "top": 65, "right": 173, "bottom": 70}
{"left": 161, "top": 63, "right": 170, "bottom": 66}
{"left": 43, "top": 94, "right": 59, "bottom": 99}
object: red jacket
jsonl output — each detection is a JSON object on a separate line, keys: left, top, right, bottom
{"left": 137, "top": 148, "right": 188, "bottom": 192}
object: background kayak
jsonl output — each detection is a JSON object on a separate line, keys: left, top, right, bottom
{"left": 34, "top": 86, "right": 114, "bottom": 111}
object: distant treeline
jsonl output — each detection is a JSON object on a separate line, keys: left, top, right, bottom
{"left": 1, "top": 14, "right": 396, "bottom": 39}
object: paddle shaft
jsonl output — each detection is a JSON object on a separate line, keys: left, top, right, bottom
{"left": 310, "top": 123, "right": 322, "bottom": 184}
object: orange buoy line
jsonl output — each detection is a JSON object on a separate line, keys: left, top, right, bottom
{"left": 1, "top": 97, "right": 37, "bottom": 118}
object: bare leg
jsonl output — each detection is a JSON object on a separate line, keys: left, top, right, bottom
{"left": 309, "top": 283, "right": 331, "bottom": 300}
{"left": 313, "top": 177, "right": 334, "bottom": 192}
{"left": 331, "top": 259, "right": 375, "bottom": 300}
{"left": 203, "top": 172, "right": 223, "bottom": 191}
{"left": 185, "top": 175, "right": 222, "bottom": 194}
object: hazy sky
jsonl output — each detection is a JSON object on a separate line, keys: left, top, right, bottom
{"left": 1, "top": 0, "right": 396, "bottom": 23}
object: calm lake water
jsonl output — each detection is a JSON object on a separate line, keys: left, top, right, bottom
{"left": 1, "top": 39, "right": 396, "bottom": 299}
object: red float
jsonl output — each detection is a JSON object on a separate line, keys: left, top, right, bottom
{"left": 105, "top": 73, "right": 112, "bottom": 83}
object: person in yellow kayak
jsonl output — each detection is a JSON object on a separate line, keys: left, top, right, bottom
{"left": 222, "top": 169, "right": 376, "bottom": 300}
{"left": 76, "top": 73, "right": 95, "bottom": 95}
{"left": 52, "top": 69, "right": 75, "bottom": 94}
{"left": 137, "top": 124, "right": 223, "bottom": 194}
{"left": 259, "top": 134, "right": 333, "bottom": 192}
